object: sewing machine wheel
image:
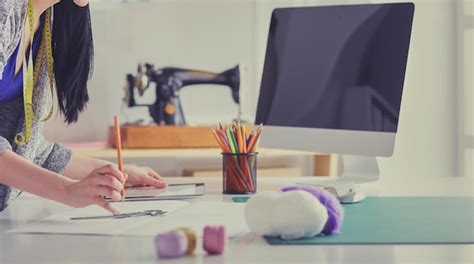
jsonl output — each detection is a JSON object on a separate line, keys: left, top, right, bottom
{"left": 165, "top": 103, "right": 176, "bottom": 115}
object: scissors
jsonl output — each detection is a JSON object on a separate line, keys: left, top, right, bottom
{"left": 70, "top": 210, "right": 166, "bottom": 220}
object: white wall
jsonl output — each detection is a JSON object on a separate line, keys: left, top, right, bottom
{"left": 375, "top": 0, "right": 459, "bottom": 178}
{"left": 45, "top": 0, "right": 466, "bottom": 178}
{"left": 456, "top": 0, "right": 473, "bottom": 178}
{"left": 45, "top": 0, "right": 258, "bottom": 141}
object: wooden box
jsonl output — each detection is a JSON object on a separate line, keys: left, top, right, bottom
{"left": 109, "top": 125, "right": 219, "bottom": 149}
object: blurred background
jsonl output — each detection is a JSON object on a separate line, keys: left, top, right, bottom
{"left": 44, "top": 0, "right": 472, "bottom": 181}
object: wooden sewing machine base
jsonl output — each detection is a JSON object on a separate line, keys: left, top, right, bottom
{"left": 108, "top": 125, "right": 219, "bottom": 149}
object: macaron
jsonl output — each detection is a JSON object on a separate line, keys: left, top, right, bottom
{"left": 176, "top": 227, "right": 197, "bottom": 255}
{"left": 154, "top": 230, "right": 188, "bottom": 259}
{"left": 203, "top": 225, "right": 227, "bottom": 255}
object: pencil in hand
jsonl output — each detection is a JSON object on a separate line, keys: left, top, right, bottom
{"left": 113, "top": 115, "right": 125, "bottom": 201}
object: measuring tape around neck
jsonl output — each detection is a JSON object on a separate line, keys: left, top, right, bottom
{"left": 15, "top": 0, "right": 55, "bottom": 145}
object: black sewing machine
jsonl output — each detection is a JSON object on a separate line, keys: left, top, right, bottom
{"left": 124, "top": 64, "right": 241, "bottom": 125}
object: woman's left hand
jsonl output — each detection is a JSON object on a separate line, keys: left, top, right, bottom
{"left": 123, "top": 165, "right": 167, "bottom": 189}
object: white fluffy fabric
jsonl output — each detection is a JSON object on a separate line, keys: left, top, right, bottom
{"left": 244, "top": 191, "right": 329, "bottom": 240}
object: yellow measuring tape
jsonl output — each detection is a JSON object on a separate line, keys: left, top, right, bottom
{"left": 15, "top": 0, "right": 55, "bottom": 145}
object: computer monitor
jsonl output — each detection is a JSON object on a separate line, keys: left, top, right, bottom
{"left": 256, "top": 3, "right": 414, "bottom": 159}
{"left": 255, "top": 3, "right": 414, "bottom": 192}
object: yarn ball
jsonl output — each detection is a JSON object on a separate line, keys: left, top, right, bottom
{"left": 203, "top": 225, "right": 227, "bottom": 255}
{"left": 282, "top": 185, "right": 344, "bottom": 235}
{"left": 154, "top": 230, "right": 188, "bottom": 259}
{"left": 245, "top": 191, "right": 329, "bottom": 240}
{"left": 244, "top": 191, "right": 281, "bottom": 235}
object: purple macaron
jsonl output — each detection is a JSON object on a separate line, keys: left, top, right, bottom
{"left": 203, "top": 225, "right": 227, "bottom": 255}
{"left": 282, "top": 185, "right": 344, "bottom": 235}
{"left": 155, "top": 230, "right": 188, "bottom": 259}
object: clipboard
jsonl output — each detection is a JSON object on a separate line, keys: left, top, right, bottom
{"left": 107, "top": 183, "right": 205, "bottom": 202}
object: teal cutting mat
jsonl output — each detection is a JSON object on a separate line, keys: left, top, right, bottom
{"left": 234, "top": 196, "right": 474, "bottom": 244}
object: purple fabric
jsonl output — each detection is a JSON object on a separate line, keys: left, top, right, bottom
{"left": 282, "top": 185, "right": 344, "bottom": 235}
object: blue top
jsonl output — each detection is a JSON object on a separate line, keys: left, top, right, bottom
{"left": 0, "top": 15, "right": 44, "bottom": 103}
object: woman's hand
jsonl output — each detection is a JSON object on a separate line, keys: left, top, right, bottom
{"left": 123, "top": 165, "right": 167, "bottom": 189}
{"left": 63, "top": 164, "right": 126, "bottom": 215}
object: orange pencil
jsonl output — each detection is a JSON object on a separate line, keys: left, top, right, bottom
{"left": 113, "top": 115, "right": 125, "bottom": 201}
{"left": 237, "top": 126, "right": 243, "bottom": 153}
{"left": 248, "top": 127, "right": 262, "bottom": 153}
{"left": 242, "top": 125, "right": 247, "bottom": 154}
{"left": 247, "top": 132, "right": 257, "bottom": 153}
{"left": 212, "top": 129, "right": 229, "bottom": 153}
{"left": 251, "top": 127, "right": 263, "bottom": 153}
{"left": 252, "top": 136, "right": 262, "bottom": 153}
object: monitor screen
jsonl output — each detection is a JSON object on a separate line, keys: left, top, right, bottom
{"left": 255, "top": 3, "right": 414, "bottom": 133}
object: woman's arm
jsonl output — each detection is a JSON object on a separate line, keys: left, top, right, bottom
{"left": 0, "top": 150, "right": 125, "bottom": 214}
{"left": 62, "top": 154, "right": 111, "bottom": 181}
{"left": 0, "top": 150, "right": 72, "bottom": 203}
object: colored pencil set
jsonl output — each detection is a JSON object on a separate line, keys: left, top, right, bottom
{"left": 211, "top": 123, "right": 263, "bottom": 194}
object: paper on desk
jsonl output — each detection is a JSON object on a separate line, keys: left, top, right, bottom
{"left": 126, "top": 201, "right": 249, "bottom": 238}
{"left": 8, "top": 201, "right": 249, "bottom": 238}
{"left": 8, "top": 200, "right": 190, "bottom": 236}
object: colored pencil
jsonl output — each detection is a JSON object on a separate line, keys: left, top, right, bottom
{"left": 228, "top": 128, "right": 238, "bottom": 154}
{"left": 113, "top": 115, "right": 125, "bottom": 201}
{"left": 226, "top": 128, "right": 237, "bottom": 154}
{"left": 247, "top": 135, "right": 256, "bottom": 153}
{"left": 242, "top": 126, "right": 247, "bottom": 153}
{"left": 211, "top": 129, "right": 228, "bottom": 152}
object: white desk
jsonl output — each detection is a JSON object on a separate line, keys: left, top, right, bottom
{"left": 0, "top": 177, "right": 473, "bottom": 264}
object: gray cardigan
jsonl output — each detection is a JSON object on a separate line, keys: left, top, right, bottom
{"left": 0, "top": 0, "right": 72, "bottom": 211}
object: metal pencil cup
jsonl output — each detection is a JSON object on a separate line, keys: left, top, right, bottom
{"left": 222, "top": 153, "right": 257, "bottom": 194}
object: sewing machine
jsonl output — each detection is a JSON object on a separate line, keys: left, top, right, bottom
{"left": 124, "top": 64, "right": 241, "bottom": 125}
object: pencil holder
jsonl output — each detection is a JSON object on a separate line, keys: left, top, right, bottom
{"left": 222, "top": 153, "right": 257, "bottom": 194}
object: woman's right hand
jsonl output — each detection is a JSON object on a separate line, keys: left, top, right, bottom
{"left": 63, "top": 164, "right": 127, "bottom": 215}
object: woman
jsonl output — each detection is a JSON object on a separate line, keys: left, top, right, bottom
{"left": 0, "top": 0, "right": 166, "bottom": 214}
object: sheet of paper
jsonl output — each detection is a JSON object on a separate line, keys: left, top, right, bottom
{"left": 8, "top": 200, "right": 190, "bottom": 236}
{"left": 126, "top": 202, "right": 249, "bottom": 238}
{"left": 8, "top": 201, "right": 249, "bottom": 238}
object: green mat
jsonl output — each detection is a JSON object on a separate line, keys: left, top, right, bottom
{"left": 233, "top": 196, "right": 474, "bottom": 244}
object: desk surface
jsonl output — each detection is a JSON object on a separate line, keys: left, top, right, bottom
{"left": 0, "top": 177, "right": 473, "bottom": 264}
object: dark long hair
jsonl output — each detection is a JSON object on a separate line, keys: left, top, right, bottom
{"left": 52, "top": 1, "right": 93, "bottom": 123}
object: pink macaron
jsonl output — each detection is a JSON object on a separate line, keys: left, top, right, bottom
{"left": 155, "top": 230, "right": 188, "bottom": 259}
{"left": 203, "top": 225, "right": 227, "bottom": 255}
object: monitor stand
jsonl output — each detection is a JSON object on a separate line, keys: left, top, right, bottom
{"left": 339, "top": 155, "right": 380, "bottom": 183}
{"left": 301, "top": 155, "right": 380, "bottom": 204}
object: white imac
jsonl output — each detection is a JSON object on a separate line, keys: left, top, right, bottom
{"left": 255, "top": 3, "right": 415, "bottom": 202}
